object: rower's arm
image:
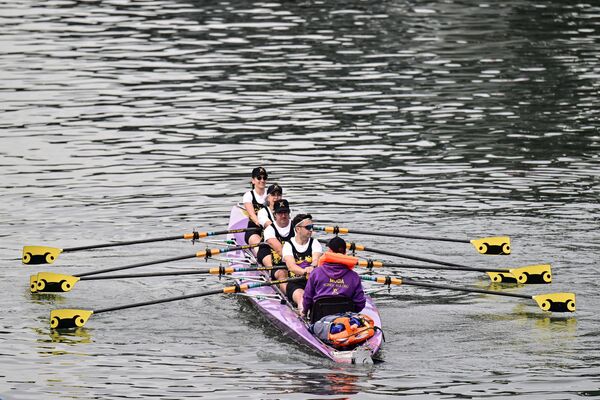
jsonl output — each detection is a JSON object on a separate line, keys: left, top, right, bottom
{"left": 284, "top": 255, "right": 305, "bottom": 276}
{"left": 266, "top": 237, "right": 283, "bottom": 255}
{"left": 244, "top": 202, "right": 259, "bottom": 226}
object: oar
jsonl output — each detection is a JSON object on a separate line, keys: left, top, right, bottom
{"left": 317, "top": 239, "right": 550, "bottom": 285}
{"left": 311, "top": 225, "right": 510, "bottom": 255}
{"left": 354, "top": 259, "right": 551, "bottom": 285}
{"left": 22, "top": 227, "right": 259, "bottom": 265}
{"left": 49, "top": 276, "right": 305, "bottom": 329}
{"left": 361, "top": 275, "right": 575, "bottom": 313}
{"left": 33, "top": 265, "right": 287, "bottom": 293}
{"left": 31, "top": 243, "right": 259, "bottom": 293}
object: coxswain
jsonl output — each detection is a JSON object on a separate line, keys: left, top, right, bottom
{"left": 302, "top": 236, "right": 366, "bottom": 317}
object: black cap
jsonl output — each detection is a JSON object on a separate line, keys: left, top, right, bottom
{"left": 273, "top": 199, "right": 290, "bottom": 213}
{"left": 328, "top": 236, "right": 347, "bottom": 254}
{"left": 252, "top": 167, "right": 268, "bottom": 178}
{"left": 267, "top": 183, "right": 283, "bottom": 195}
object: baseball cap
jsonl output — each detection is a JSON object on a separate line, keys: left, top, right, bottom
{"left": 267, "top": 184, "right": 283, "bottom": 195}
{"left": 252, "top": 167, "right": 268, "bottom": 178}
{"left": 273, "top": 199, "right": 290, "bottom": 213}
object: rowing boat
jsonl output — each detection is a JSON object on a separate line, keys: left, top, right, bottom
{"left": 226, "top": 206, "right": 384, "bottom": 364}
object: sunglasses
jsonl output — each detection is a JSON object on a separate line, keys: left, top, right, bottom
{"left": 300, "top": 224, "right": 314, "bottom": 231}
{"left": 255, "top": 175, "right": 268, "bottom": 181}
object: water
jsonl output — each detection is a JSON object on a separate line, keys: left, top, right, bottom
{"left": 1, "top": 0, "right": 599, "bottom": 398}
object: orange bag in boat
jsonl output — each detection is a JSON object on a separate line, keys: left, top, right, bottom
{"left": 313, "top": 312, "right": 377, "bottom": 349}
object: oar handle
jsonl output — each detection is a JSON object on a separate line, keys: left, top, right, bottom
{"left": 183, "top": 227, "right": 259, "bottom": 240}
{"left": 313, "top": 225, "right": 469, "bottom": 243}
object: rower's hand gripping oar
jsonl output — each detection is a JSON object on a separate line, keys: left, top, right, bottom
{"left": 319, "top": 239, "right": 551, "bottom": 284}
{"left": 31, "top": 243, "right": 260, "bottom": 293}
{"left": 33, "top": 264, "right": 287, "bottom": 293}
{"left": 22, "top": 227, "right": 259, "bottom": 265}
{"left": 311, "top": 225, "right": 510, "bottom": 255}
{"left": 49, "top": 276, "right": 305, "bottom": 329}
{"left": 361, "top": 275, "right": 576, "bottom": 313}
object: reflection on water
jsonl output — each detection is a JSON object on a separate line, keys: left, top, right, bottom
{"left": 1, "top": 0, "right": 599, "bottom": 398}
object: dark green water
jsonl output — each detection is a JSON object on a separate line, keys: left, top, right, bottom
{"left": 1, "top": 0, "right": 598, "bottom": 398}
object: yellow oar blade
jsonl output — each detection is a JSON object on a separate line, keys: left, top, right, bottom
{"left": 533, "top": 293, "right": 576, "bottom": 312}
{"left": 486, "top": 271, "right": 517, "bottom": 283}
{"left": 30, "top": 274, "right": 38, "bottom": 293}
{"left": 510, "top": 264, "right": 552, "bottom": 284}
{"left": 22, "top": 246, "right": 63, "bottom": 265}
{"left": 486, "top": 264, "right": 552, "bottom": 284}
{"left": 470, "top": 236, "right": 511, "bottom": 255}
{"left": 50, "top": 309, "right": 94, "bottom": 329}
{"left": 35, "top": 272, "right": 80, "bottom": 293}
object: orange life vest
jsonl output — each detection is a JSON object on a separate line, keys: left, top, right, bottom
{"left": 314, "top": 312, "right": 377, "bottom": 349}
{"left": 317, "top": 251, "right": 358, "bottom": 269}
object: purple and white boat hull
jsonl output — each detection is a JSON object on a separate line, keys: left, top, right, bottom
{"left": 226, "top": 206, "right": 383, "bottom": 364}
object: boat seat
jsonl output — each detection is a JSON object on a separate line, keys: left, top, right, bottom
{"left": 309, "top": 295, "right": 356, "bottom": 324}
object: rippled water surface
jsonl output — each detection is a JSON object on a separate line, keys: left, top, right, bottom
{"left": 1, "top": 0, "right": 599, "bottom": 398}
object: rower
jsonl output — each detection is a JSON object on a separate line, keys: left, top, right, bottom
{"left": 302, "top": 236, "right": 366, "bottom": 321}
{"left": 256, "top": 199, "right": 294, "bottom": 284}
{"left": 242, "top": 167, "right": 268, "bottom": 247}
{"left": 257, "top": 183, "right": 283, "bottom": 230}
{"left": 282, "top": 214, "right": 323, "bottom": 314}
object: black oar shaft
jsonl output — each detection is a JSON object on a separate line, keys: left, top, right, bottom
{"left": 94, "top": 288, "right": 226, "bottom": 314}
{"left": 93, "top": 276, "right": 304, "bottom": 315}
{"left": 352, "top": 230, "right": 468, "bottom": 243}
{"left": 351, "top": 242, "right": 511, "bottom": 273}
{"left": 80, "top": 266, "right": 284, "bottom": 281}
{"left": 75, "top": 244, "right": 257, "bottom": 278}
{"left": 379, "top": 262, "right": 506, "bottom": 274}
{"left": 62, "top": 227, "right": 258, "bottom": 253}
{"left": 401, "top": 278, "right": 532, "bottom": 299}
{"left": 316, "top": 226, "right": 469, "bottom": 243}
{"left": 76, "top": 254, "right": 195, "bottom": 278}
{"left": 81, "top": 269, "right": 215, "bottom": 280}
{"left": 63, "top": 235, "right": 184, "bottom": 252}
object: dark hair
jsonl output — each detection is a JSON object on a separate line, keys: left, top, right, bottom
{"left": 292, "top": 213, "right": 312, "bottom": 230}
{"left": 327, "top": 236, "right": 347, "bottom": 254}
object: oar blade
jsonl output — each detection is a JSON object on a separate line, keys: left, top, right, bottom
{"left": 486, "top": 271, "right": 518, "bottom": 284}
{"left": 533, "top": 293, "right": 576, "bottom": 313}
{"left": 35, "top": 272, "right": 80, "bottom": 293}
{"left": 30, "top": 274, "right": 38, "bottom": 293}
{"left": 486, "top": 264, "right": 552, "bottom": 285}
{"left": 470, "top": 237, "right": 511, "bottom": 255}
{"left": 509, "top": 264, "right": 552, "bottom": 284}
{"left": 50, "top": 309, "right": 94, "bottom": 329}
{"left": 22, "top": 246, "right": 63, "bottom": 265}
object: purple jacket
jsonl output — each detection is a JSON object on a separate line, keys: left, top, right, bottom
{"left": 302, "top": 261, "right": 366, "bottom": 314}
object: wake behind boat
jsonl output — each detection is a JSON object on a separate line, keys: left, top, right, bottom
{"left": 227, "top": 205, "right": 384, "bottom": 364}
